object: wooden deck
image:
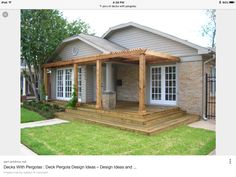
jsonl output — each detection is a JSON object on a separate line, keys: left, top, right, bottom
{"left": 52, "top": 100, "right": 200, "bottom": 135}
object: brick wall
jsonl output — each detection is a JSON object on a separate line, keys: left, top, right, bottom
{"left": 177, "top": 61, "right": 203, "bottom": 115}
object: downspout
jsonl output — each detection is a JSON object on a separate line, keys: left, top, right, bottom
{"left": 202, "top": 54, "right": 216, "bottom": 120}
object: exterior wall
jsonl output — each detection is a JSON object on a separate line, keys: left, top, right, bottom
{"left": 50, "top": 69, "right": 57, "bottom": 100}
{"left": 146, "top": 57, "right": 203, "bottom": 116}
{"left": 92, "top": 66, "right": 106, "bottom": 102}
{"left": 85, "top": 65, "right": 94, "bottom": 102}
{"left": 80, "top": 66, "right": 87, "bottom": 103}
{"left": 106, "top": 26, "right": 198, "bottom": 56}
{"left": 177, "top": 60, "right": 203, "bottom": 115}
{"left": 205, "top": 63, "right": 211, "bottom": 74}
{"left": 50, "top": 66, "right": 87, "bottom": 102}
{"left": 57, "top": 40, "right": 102, "bottom": 60}
{"left": 116, "top": 64, "right": 139, "bottom": 102}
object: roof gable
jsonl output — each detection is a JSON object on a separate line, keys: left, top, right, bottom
{"left": 102, "top": 22, "right": 210, "bottom": 54}
{"left": 49, "top": 34, "right": 125, "bottom": 61}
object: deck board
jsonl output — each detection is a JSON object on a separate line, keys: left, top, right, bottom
{"left": 51, "top": 100, "right": 199, "bottom": 135}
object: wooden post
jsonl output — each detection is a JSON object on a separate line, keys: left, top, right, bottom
{"left": 96, "top": 60, "right": 102, "bottom": 109}
{"left": 43, "top": 68, "right": 48, "bottom": 97}
{"left": 139, "top": 54, "right": 146, "bottom": 114}
{"left": 74, "top": 64, "right": 78, "bottom": 104}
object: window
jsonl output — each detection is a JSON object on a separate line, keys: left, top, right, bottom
{"left": 56, "top": 68, "right": 73, "bottom": 100}
{"left": 65, "top": 69, "right": 72, "bottom": 98}
{"left": 165, "top": 66, "right": 176, "bottom": 101}
{"left": 78, "top": 67, "right": 82, "bottom": 101}
{"left": 151, "top": 67, "right": 161, "bottom": 101}
{"left": 57, "top": 70, "right": 64, "bottom": 98}
{"left": 150, "top": 65, "right": 177, "bottom": 105}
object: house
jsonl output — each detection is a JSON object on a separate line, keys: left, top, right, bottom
{"left": 43, "top": 22, "right": 215, "bottom": 133}
{"left": 20, "top": 60, "right": 37, "bottom": 100}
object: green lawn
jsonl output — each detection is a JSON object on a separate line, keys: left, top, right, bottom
{"left": 21, "top": 121, "right": 215, "bottom": 155}
{"left": 21, "top": 107, "right": 45, "bottom": 123}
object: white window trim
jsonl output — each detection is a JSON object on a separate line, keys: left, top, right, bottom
{"left": 150, "top": 64, "right": 177, "bottom": 106}
{"left": 56, "top": 67, "right": 74, "bottom": 101}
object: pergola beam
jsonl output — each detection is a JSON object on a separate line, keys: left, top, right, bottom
{"left": 43, "top": 48, "right": 180, "bottom": 68}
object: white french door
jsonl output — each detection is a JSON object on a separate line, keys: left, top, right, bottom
{"left": 56, "top": 68, "right": 73, "bottom": 100}
{"left": 78, "top": 66, "right": 82, "bottom": 102}
{"left": 150, "top": 65, "right": 177, "bottom": 105}
{"left": 56, "top": 70, "right": 64, "bottom": 98}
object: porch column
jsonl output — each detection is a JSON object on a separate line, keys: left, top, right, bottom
{"left": 103, "top": 62, "right": 116, "bottom": 110}
{"left": 105, "top": 62, "right": 114, "bottom": 92}
{"left": 73, "top": 64, "right": 78, "bottom": 104}
{"left": 43, "top": 68, "right": 48, "bottom": 98}
{"left": 139, "top": 54, "right": 146, "bottom": 114}
{"left": 22, "top": 76, "right": 26, "bottom": 96}
{"left": 96, "top": 60, "right": 102, "bottom": 109}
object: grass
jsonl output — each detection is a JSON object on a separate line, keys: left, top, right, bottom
{"left": 21, "top": 107, "right": 45, "bottom": 123}
{"left": 21, "top": 120, "right": 215, "bottom": 155}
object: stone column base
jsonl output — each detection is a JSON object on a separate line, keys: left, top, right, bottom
{"left": 102, "top": 92, "right": 116, "bottom": 110}
{"left": 21, "top": 96, "right": 27, "bottom": 102}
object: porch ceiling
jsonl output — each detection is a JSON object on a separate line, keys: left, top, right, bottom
{"left": 43, "top": 48, "right": 180, "bottom": 68}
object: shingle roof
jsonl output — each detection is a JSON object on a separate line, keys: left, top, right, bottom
{"left": 62, "top": 33, "right": 126, "bottom": 53}
{"left": 48, "top": 33, "right": 126, "bottom": 61}
{"left": 79, "top": 34, "right": 126, "bottom": 52}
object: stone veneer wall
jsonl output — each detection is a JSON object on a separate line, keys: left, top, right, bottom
{"left": 116, "top": 64, "right": 139, "bottom": 102}
{"left": 177, "top": 61, "right": 203, "bottom": 115}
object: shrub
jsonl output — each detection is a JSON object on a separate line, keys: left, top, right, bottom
{"left": 39, "top": 111, "right": 54, "bottom": 119}
{"left": 22, "top": 100, "right": 65, "bottom": 119}
{"left": 66, "top": 86, "right": 78, "bottom": 109}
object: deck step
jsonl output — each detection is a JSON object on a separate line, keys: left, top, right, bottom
{"left": 55, "top": 110, "right": 200, "bottom": 135}
{"left": 65, "top": 108, "right": 187, "bottom": 127}
{"left": 144, "top": 112, "right": 186, "bottom": 125}
{"left": 66, "top": 107, "right": 183, "bottom": 121}
{"left": 147, "top": 115, "right": 200, "bottom": 135}
{"left": 56, "top": 112, "right": 148, "bottom": 133}
{"left": 58, "top": 111, "right": 146, "bottom": 127}
{"left": 66, "top": 108, "right": 144, "bottom": 121}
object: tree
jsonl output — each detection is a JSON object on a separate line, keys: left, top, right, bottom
{"left": 21, "top": 10, "right": 91, "bottom": 100}
{"left": 201, "top": 9, "right": 216, "bottom": 48}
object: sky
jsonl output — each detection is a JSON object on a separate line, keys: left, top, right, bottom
{"left": 61, "top": 10, "right": 210, "bottom": 47}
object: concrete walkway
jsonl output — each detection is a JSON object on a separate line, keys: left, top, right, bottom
{"left": 21, "top": 118, "right": 69, "bottom": 129}
{"left": 209, "top": 150, "right": 216, "bottom": 155}
{"left": 188, "top": 119, "right": 215, "bottom": 131}
{"left": 20, "top": 118, "right": 69, "bottom": 155}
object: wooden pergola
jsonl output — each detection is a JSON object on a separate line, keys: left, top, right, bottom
{"left": 43, "top": 48, "right": 180, "bottom": 114}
